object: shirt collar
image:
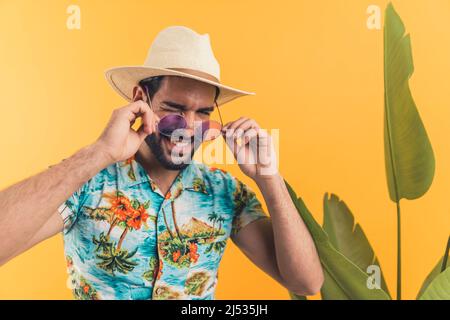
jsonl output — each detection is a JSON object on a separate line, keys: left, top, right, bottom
{"left": 115, "top": 156, "right": 211, "bottom": 196}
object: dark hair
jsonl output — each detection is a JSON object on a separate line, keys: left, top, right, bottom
{"left": 138, "top": 76, "right": 220, "bottom": 103}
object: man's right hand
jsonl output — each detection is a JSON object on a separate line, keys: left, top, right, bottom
{"left": 0, "top": 100, "right": 159, "bottom": 266}
{"left": 94, "top": 100, "right": 159, "bottom": 164}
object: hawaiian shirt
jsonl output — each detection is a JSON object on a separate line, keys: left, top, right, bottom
{"left": 58, "top": 156, "right": 268, "bottom": 300}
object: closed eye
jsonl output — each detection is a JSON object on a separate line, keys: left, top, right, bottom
{"left": 198, "top": 107, "right": 214, "bottom": 116}
{"left": 160, "top": 101, "right": 214, "bottom": 116}
{"left": 160, "top": 104, "right": 182, "bottom": 114}
{"left": 162, "top": 107, "right": 179, "bottom": 112}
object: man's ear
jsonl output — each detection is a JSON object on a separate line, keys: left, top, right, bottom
{"left": 132, "top": 86, "right": 146, "bottom": 102}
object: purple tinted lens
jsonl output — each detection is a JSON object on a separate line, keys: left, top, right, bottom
{"left": 158, "top": 114, "right": 187, "bottom": 136}
{"left": 201, "top": 120, "right": 222, "bottom": 141}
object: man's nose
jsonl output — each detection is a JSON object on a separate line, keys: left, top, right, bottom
{"left": 183, "top": 112, "right": 197, "bottom": 136}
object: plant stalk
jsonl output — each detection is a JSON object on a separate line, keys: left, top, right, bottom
{"left": 396, "top": 201, "right": 401, "bottom": 300}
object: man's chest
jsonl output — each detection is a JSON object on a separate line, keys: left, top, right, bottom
{"left": 66, "top": 180, "right": 236, "bottom": 299}
{"left": 78, "top": 182, "right": 235, "bottom": 249}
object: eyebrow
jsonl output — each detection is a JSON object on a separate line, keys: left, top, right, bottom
{"left": 162, "top": 100, "right": 215, "bottom": 113}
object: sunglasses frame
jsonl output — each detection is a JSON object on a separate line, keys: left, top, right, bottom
{"left": 144, "top": 86, "right": 224, "bottom": 141}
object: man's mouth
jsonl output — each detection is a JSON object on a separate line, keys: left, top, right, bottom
{"left": 162, "top": 135, "right": 193, "bottom": 154}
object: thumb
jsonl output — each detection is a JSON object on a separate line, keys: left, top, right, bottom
{"left": 137, "top": 123, "right": 150, "bottom": 141}
{"left": 224, "top": 130, "right": 240, "bottom": 158}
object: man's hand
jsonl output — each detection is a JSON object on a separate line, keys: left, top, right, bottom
{"left": 0, "top": 100, "right": 159, "bottom": 266}
{"left": 222, "top": 117, "right": 278, "bottom": 182}
{"left": 224, "top": 118, "right": 324, "bottom": 295}
{"left": 94, "top": 100, "right": 159, "bottom": 163}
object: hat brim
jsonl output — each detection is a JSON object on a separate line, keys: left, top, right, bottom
{"left": 105, "top": 66, "right": 255, "bottom": 106}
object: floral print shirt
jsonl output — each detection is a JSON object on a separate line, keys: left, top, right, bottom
{"left": 58, "top": 156, "right": 268, "bottom": 300}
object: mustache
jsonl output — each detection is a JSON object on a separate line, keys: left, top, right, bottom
{"left": 161, "top": 133, "right": 197, "bottom": 145}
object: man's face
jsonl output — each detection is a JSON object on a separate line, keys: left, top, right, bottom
{"left": 139, "top": 76, "right": 217, "bottom": 170}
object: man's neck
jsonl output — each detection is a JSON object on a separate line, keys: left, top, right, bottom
{"left": 134, "top": 144, "right": 180, "bottom": 195}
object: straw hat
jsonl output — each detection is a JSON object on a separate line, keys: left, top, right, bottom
{"left": 105, "top": 26, "right": 255, "bottom": 106}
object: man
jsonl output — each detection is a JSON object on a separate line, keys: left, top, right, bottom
{"left": 0, "top": 26, "right": 323, "bottom": 300}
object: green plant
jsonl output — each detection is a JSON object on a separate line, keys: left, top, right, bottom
{"left": 288, "top": 184, "right": 449, "bottom": 300}
{"left": 288, "top": 3, "right": 448, "bottom": 300}
{"left": 322, "top": 194, "right": 390, "bottom": 298}
{"left": 419, "top": 263, "right": 450, "bottom": 300}
{"left": 384, "top": 2, "right": 435, "bottom": 299}
{"left": 286, "top": 184, "right": 390, "bottom": 300}
{"left": 417, "top": 235, "right": 450, "bottom": 300}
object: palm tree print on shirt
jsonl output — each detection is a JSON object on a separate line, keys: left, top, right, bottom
{"left": 142, "top": 256, "right": 163, "bottom": 283}
{"left": 86, "top": 191, "right": 153, "bottom": 275}
{"left": 158, "top": 203, "right": 226, "bottom": 268}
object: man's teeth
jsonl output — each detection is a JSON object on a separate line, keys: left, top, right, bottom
{"left": 173, "top": 141, "right": 190, "bottom": 147}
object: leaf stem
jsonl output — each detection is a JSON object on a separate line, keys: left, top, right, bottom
{"left": 396, "top": 201, "right": 401, "bottom": 300}
{"left": 440, "top": 236, "right": 450, "bottom": 273}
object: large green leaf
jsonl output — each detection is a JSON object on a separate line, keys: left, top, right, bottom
{"left": 417, "top": 257, "right": 449, "bottom": 299}
{"left": 419, "top": 267, "right": 450, "bottom": 300}
{"left": 417, "top": 237, "right": 450, "bottom": 299}
{"left": 323, "top": 193, "right": 391, "bottom": 297}
{"left": 286, "top": 182, "right": 390, "bottom": 300}
{"left": 384, "top": 2, "right": 435, "bottom": 202}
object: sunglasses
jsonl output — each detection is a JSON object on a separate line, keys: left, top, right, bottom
{"left": 144, "top": 87, "right": 223, "bottom": 142}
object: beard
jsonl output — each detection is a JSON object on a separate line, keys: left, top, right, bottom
{"left": 144, "top": 132, "right": 196, "bottom": 171}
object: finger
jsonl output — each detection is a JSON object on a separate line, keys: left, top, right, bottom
{"left": 126, "top": 101, "right": 157, "bottom": 134}
{"left": 241, "top": 128, "right": 258, "bottom": 145}
{"left": 137, "top": 123, "right": 148, "bottom": 141}
{"left": 129, "top": 100, "right": 149, "bottom": 112}
{"left": 224, "top": 117, "right": 248, "bottom": 131}
{"left": 232, "top": 119, "right": 259, "bottom": 139}
{"left": 224, "top": 128, "right": 240, "bottom": 157}
{"left": 224, "top": 127, "right": 258, "bottom": 166}
{"left": 255, "top": 128, "right": 276, "bottom": 171}
{"left": 124, "top": 100, "right": 148, "bottom": 116}
{"left": 114, "top": 101, "right": 145, "bottom": 125}
{"left": 222, "top": 117, "right": 243, "bottom": 134}
{"left": 255, "top": 128, "right": 270, "bottom": 146}
{"left": 140, "top": 105, "right": 156, "bottom": 134}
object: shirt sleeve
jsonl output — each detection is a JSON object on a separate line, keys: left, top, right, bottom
{"left": 231, "top": 178, "right": 268, "bottom": 237}
{"left": 49, "top": 159, "right": 89, "bottom": 234}
{"left": 57, "top": 182, "right": 89, "bottom": 234}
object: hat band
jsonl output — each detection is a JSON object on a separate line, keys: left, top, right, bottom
{"left": 167, "top": 68, "right": 220, "bottom": 83}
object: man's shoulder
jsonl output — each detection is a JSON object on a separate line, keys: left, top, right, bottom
{"left": 80, "top": 162, "right": 118, "bottom": 192}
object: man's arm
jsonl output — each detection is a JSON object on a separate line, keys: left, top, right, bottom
{"left": 232, "top": 174, "right": 324, "bottom": 296}
{"left": 5, "top": 211, "right": 64, "bottom": 263}
{"left": 0, "top": 144, "right": 110, "bottom": 265}
{"left": 222, "top": 117, "right": 324, "bottom": 296}
{"left": 0, "top": 100, "right": 156, "bottom": 266}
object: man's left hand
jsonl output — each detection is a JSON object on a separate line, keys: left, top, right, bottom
{"left": 222, "top": 117, "right": 278, "bottom": 182}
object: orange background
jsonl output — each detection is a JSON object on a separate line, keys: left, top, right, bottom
{"left": 0, "top": 0, "right": 449, "bottom": 299}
